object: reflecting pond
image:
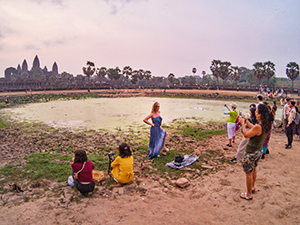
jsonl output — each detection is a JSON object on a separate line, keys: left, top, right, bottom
{"left": 2, "top": 97, "right": 282, "bottom": 130}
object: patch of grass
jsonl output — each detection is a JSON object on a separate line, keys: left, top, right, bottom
{"left": 181, "top": 126, "right": 226, "bottom": 140}
{"left": 23, "top": 155, "right": 70, "bottom": 182}
{"left": 88, "top": 153, "right": 109, "bottom": 171}
{"left": 0, "top": 117, "right": 8, "bottom": 128}
{"left": 0, "top": 165, "right": 22, "bottom": 177}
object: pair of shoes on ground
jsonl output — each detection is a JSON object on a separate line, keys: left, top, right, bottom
{"left": 230, "top": 157, "right": 237, "bottom": 163}
{"left": 226, "top": 144, "right": 232, "bottom": 147}
{"left": 285, "top": 144, "right": 292, "bottom": 149}
{"left": 161, "top": 148, "right": 169, "bottom": 156}
{"left": 240, "top": 192, "right": 253, "bottom": 200}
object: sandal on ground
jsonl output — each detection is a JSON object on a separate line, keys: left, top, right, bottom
{"left": 252, "top": 188, "right": 256, "bottom": 194}
{"left": 240, "top": 193, "right": 253, "bottom": 200}
{"left": 161, "top": 150, "right": 167, "bottom": 156}
{"left": 226, "top": 144, "right": 232, "bottom": 147}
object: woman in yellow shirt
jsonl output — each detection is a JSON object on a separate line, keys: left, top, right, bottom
{"left": 111, "top": 143, "right": 134, "bottom": 184}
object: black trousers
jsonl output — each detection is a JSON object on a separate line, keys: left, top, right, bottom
{"left": 286, "top": 122, "right": 295, "bottom": 146}
{"left": 72, "top": 172, "right": 95, "bottom": 194}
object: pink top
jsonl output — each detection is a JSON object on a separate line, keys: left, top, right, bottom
{"left": 71, "top": 161, "right": 94, "bottom": 183}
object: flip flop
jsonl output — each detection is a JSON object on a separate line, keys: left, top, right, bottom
{"left": 226, "top": 144, "right": 232, "bottom": 147}
{"left": 240, "top": 192, "right": 253, "bottom": 200}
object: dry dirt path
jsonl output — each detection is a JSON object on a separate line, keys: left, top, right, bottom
{"left": 1, "top": 131, "right": 299, "bottom": 225}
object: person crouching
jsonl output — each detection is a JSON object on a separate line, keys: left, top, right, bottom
{"left": 71, "top": 150, "right": 95, "bottom": 196}
{"left": 111, "top": 143, "right": 134, "bottom": 184}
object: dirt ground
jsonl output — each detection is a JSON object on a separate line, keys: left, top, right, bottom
{"left": 1, "top": 130, "right": 299, "bottom": 225}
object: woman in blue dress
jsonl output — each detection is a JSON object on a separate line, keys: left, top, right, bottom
{"left": 143, "top": 102, "right": 168, "bottom": 159}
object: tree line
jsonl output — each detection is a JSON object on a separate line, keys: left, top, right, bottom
{"left": 1, "top": 60, "right": 299, "bottom": 92}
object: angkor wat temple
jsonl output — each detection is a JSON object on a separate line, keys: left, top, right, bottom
{"left": 4, "top": 55, "right": 58, "bottom": 79}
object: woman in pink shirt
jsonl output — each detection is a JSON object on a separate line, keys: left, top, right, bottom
{"left": 71, "top": 150, "right": 95, "bottom": 196}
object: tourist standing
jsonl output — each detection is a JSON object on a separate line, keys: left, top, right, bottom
{"left": 143, "top": 102, "right": 168, "bottom": 159}
{"left": 239, "top": 104, "right": 274, "bottom": 200}
{"left": 281, "top": 98, "right": 291, "bottom": 132}
{"left": 286, "top": 101, "right": 297, "bottom": 149}
{"left": 223, "top": 103, "right": 238, "bottom": 147}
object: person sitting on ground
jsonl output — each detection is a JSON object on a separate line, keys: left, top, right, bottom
{"left": 71, "top": 150, "right": 95, "bottom": 196}
{"left": 239, "top": 103, "right": 274, "bottom": 200}
{"left": 111, "top": 143, "right": 134, "bottom": 184}
{"left": 224, "top": 103, "right": 238, "bottom": 147}
{"left": 285, "top": 101, "right": 297, "bottom": 149}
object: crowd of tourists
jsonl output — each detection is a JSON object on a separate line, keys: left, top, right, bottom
{"left": 223, "top": 94, "right": 300, "bottom": 200}
{"left": 70, "top": 95, "right": 300, "bottom": 200}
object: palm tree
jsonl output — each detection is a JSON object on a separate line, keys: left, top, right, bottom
{"left": 253, "top": 62, "right": 264, "bottom": 84}
{"left": 144, "top": 70, "right": 152, "bottom": 80}
{"left": 130, "top": 70, "right": 139, "bottom": 85}
{"left": 168, "top": 73, "right": 175, "bottom": 87}
{"left": 192, "top": 68, "right": 197, "bottom": 75}
{"left": 122, "top": 66, "right": 132, "bottom": 80}
{"left": 96, "top": 67, "right": 107, "bottom": 79}
{"left": 82, "top": 61, "right": 95, "bottom": 92}
{"left": 264, "top": 61, "right": 276, "bottom": 81}
{"left": 231, "top": 66, "right": 241, "bottom": 87}
{"left": 286, "top": 62, "right": 299, "bottom": 91}
{"left": 210, "top": 60, "right": 221, "bottom": 88}
{"left": 219, "top": 61, "right": 232, "bottom": 89}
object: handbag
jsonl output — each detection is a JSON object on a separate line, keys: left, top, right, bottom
{"left": 74, "top": 161, "right": 86, "bottom": 180}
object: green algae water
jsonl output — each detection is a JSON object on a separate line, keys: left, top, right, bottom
{"left": 2, "top": 97, "right": 282, "bottom": 130}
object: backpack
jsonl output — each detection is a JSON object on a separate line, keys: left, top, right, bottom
{"left": 294, "top": 112, "right": 300, "bottom": 125}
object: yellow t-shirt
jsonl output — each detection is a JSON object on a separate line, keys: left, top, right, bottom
{"left": 111, "top": 156, "right": 134, "bottom": 184}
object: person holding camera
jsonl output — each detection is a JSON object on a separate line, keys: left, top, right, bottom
{"left": 239, "top": 104, "right": 274, "bottom": 200}
{"left": 223, "top": 103, "right": 238, "bottom": 147}
{"left": 71, "top": 150, "right": 95, "bottom": 196}
{"left": 110, "top": 143, "right": 134, "bottom": 184}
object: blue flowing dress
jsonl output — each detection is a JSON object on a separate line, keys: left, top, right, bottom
{"left": 148, "top": 116, "right": 166, "bottom": 159}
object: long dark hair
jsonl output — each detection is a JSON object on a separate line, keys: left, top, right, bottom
{"left": 74, "top": 150, "right": 87, "bottom": 163}
{"left": 257, "top": 104, "right": 274, "bottom": 133}
{"left": 119, "top": 143, "right": 132, "bottom": 158}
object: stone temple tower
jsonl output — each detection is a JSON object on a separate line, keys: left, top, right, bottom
{"left": 52, "top": 62, "right": 58, "bottom": 76}
{"left": 31, "top": 55, "right": 41, "bottom": 72}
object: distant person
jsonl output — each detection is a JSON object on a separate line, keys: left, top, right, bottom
{"left": 71, "top": 150, "right": 95, "bottom": 196}
{"left": 239, "top": 104, "right": 274, "bottom": 200}
{"left": 5, "top": 98, "right": 9, "bottom": 105}
{"left": 256, "top": 94, "right": 263, "bottom": 106}
{"left": 285, "top": 101, "right": 297, "bottom": 149}
{"left": 295, "top": 100, "right": 300, "bottom": 141}
{"left": 261, "top": 102, "right": 277, "bottom": 159}
{"left": 110, "top": 143, "right": 134, "bottom": 184}
{"left": 281, "top": 98, "right": 291, "bottom": 132}
{"left": 143, "top": 102, "right": 168, "bottom": 159}
{"left": 223, "top": 103, "right": 238, "bottom": 147}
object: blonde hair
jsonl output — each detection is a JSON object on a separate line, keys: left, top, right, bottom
{"left": 231, "top": 103, "right": 237, "bottom": 109}
{"left": 151, "top": 102, "right": 160, "bottom": 113}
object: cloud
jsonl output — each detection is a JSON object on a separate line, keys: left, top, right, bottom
{"left": 30, "top": 0, "right": 63, "bottom": 5}
{"left": 104, "top": 0, "right": 147, "bottom": 15}
{"left": 24, "top": 44, "right": 39, "bottom": 50}
{"left": 43, "top": 39, "right": 67, "bottom": 47}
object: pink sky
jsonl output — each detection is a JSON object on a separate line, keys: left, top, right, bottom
{"left": 0, "top": 0, "right": 299, "bottom": 78}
